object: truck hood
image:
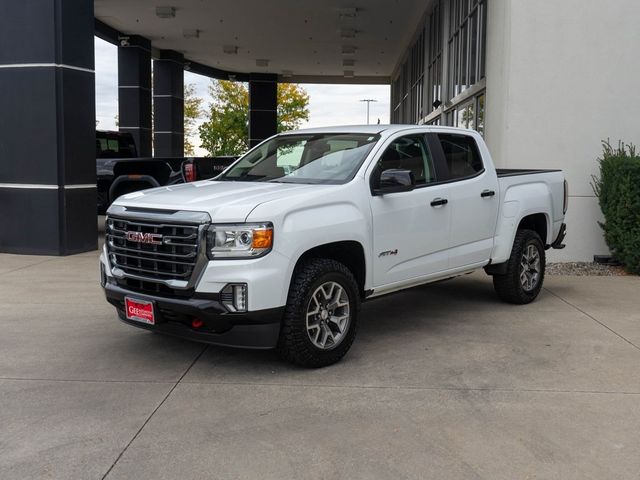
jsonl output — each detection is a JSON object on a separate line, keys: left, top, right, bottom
{"left": 112, "top": 180, "right": 329, "bottom": 222}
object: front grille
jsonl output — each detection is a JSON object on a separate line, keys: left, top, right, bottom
{"left": 106, "top": 217, "right": 201, "bottom": 289}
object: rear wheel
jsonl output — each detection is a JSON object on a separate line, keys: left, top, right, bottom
{"left": 492, "top": 229, "right": 546, "bottom": 304}
{"left": 277, "top": 258, "right": 360, "bottom": 368}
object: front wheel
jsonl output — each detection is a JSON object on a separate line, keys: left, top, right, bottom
{"left": 492, "top": 229, "right": 546, "bottom": 304}
{"left": 277, "top": 258, "right": 360, "bottom": 368}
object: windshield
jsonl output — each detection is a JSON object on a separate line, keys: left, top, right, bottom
{"left": 218, "top": 133, "right": 380, "bottom": 184}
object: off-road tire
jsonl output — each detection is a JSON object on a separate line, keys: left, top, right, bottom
{"left": 492, "top": 229, "right": 546, "bottom": 304}
{"left": 277, "top": 258, "right": 360, "bottom": 368}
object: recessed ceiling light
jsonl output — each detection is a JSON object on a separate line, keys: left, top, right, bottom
{"left": 341, "top": 45, "right": 356, "bottom": 55}
{"left": 340, "top": 28, "right": 357, "bottom": 39}
{"left": 223, "top": 45, "right": 238, "bottom": 54}
{"left": 343, "top": 59, "right": 355, "bottom": 67}
{"left": 183, "top": 29, "right": 199, "bottom": 39}
{"left": 344, "top": 70, "right": 355, "bottom": 78}
{"left": 155, "top": 6, "right": 175, "bottom": 18}
{"left": 338, "top": 7, "right": 358, "bottom": 18}
{"left": 256, "top": 59, "right": 269, "bottom": 67}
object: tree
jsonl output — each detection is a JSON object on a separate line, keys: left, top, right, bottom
{"left": 276, "top": 82, "right": 310, "bottom": 133}
{"left": 199, "top": 81, "right": 249, "bottom": 156}
{"left": 183, "top": 83, "right": 203, "bottom": 156}
{"left": 199, "top": 80, "right": 310, "bottom": 156}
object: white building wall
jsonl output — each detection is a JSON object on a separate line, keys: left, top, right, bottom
{"left": 484, "top": 0, "right": 640, "bottom": 261}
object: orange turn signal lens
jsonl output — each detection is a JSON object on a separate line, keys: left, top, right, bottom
{"left": 252, "top": 228, "right": 273, "bottom": 249}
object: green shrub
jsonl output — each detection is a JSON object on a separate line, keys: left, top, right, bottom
{"left": 591, "top": 141, "right": 640, "bottom": 274}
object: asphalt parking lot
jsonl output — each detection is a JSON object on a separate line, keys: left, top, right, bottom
{"left": 1, "top": 249, "right": 639, "bottom": 479}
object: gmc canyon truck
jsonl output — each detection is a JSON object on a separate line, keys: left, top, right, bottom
{"left": 100, "top": 125, "right": 567, "bottom": 367}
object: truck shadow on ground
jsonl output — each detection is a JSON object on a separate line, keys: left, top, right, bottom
{"left": 185, "top": 273, "right": 552, "bottom": 371}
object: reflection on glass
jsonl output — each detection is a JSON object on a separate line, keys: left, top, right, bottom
{"left": 457, "top": 102, "right": 475, "bottom": 130}
{"left": 220, "top": 134, "right": 379, "bottom": 184}
{"left": 477, "top": 94, "right": 485, "bottom": 136}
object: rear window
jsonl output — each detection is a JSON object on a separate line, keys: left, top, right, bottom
{"left": 438, "top": 133, "right": 483, "bottom": 179}
{"left": 96, "top": 133, "right": 137, "bottom": 158}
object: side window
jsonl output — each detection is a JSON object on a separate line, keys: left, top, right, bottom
{"left": 377, "top": 135, "right": 436, "bottom": 186}
{"left": 438, "top": 133, "right": 484, "bottom": 179}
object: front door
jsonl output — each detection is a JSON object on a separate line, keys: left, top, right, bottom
{"left": 370, "top": 134, "right": 451, "bottom": 288}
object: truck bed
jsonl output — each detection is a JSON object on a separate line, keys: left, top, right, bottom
{"left": 493, "top": 167, "right": 566, "bottom": 257}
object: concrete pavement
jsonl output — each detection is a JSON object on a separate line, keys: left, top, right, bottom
{"left": 1, "top": 251, "right": 639, "bottom": 479}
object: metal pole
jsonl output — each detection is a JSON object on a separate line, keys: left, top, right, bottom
{"left": 360, "top": 99, "right": 378, "bottom": 125}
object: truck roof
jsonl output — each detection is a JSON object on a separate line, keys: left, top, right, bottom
{"left": 280, "top": 124, "right": 475, "bottom": 136}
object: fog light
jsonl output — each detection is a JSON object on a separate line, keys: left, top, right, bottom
{"left": 220, "top": 283, "right": 248, "bottom": 312}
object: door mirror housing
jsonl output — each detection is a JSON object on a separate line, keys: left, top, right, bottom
{"left": 373, "top": 169, "right": 416, "bottom": 195}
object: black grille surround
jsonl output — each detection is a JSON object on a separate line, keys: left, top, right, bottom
{"left": 106, "top": 215, "right": 207, "bottom": 296}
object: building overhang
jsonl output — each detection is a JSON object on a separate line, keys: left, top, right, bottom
{"left": 94, "top": 0, "right": 431, "bottom": 84}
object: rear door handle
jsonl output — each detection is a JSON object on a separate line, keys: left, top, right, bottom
{"left": 430, "top": 197, "right": 448, "bottom": 207}
{"left": 481, "top": 190, "right": 495, "bottom": 198}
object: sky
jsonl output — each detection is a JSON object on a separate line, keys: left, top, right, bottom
{"left": 94, "top": 38, "right": 390, "bottom": 155}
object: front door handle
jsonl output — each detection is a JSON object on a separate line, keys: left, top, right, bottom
{"left": 481, "top": 189, "right": 496, "bottom": 198}
{"left": 430, "top": 197, "right": 448, "bottom": 207}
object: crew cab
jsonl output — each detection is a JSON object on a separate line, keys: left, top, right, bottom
{"left": 100, "top": 125, "right": 567, "bottom": 367}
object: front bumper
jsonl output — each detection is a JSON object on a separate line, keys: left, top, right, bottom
{"left": 103, "top": 283, "right": 283, "bottom": 349}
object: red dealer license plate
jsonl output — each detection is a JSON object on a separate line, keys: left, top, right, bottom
{"left": 124, "top": 297, "right": 155, "bottom": 325}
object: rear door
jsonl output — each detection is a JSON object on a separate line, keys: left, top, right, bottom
{"left": 369, "top": 133, "right": 451, "bottom": 287}
{"left": 432, "top": 132, "right": 499, "bottom": 268}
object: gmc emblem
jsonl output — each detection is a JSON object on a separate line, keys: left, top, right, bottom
{"left": 126, "top": 231, "right": 163, "bottom": 245}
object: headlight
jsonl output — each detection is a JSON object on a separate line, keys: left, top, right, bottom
{"left": 206, "top": 223, "right": 273, "bottom": 259}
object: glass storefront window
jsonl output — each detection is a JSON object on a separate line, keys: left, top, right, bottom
{"left": 476, "top": 94, "right": 485, "bottom": 136}
{"left": 456, "top": 101, "right": 474, "bottom": 130}
{"left": 447, "top": 0, "right": 486, "bottom": 101}
{"left": 391, "top": 0, "right": 487, "bottom": 129}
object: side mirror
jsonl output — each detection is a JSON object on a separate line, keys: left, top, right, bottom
{"left": 373, "top": 169, "right": 415, "bottom": 195}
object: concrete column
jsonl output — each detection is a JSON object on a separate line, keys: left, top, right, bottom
{"left": 248, "top": 73, "right": 278, "bottom": 147}
{"left": 0, "top": 0, "right": 97, "bottom": 255}
{"left": 118, "top": 36, "right": 152, "bottom": 157}
{"left": 153, "top": 50, "right": 184, "bottom": 157}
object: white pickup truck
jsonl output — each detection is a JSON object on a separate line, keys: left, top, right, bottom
{"left": 101, "top": 125, "right": 567, "bottom": 367}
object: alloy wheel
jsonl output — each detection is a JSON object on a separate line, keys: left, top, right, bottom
{"left": 305, "top": 281, "right": 351, "bottom": 350}
{"left": 520, "top": 244, "right": 541, "bottom": 292}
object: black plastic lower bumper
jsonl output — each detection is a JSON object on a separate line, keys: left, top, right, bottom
{"left": 104, "top": 283, "right": 283, "bottom": 349}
